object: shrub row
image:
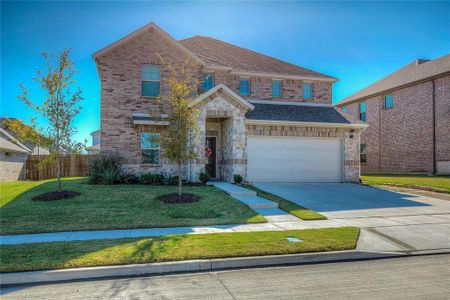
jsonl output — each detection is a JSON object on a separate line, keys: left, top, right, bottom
{"left": 88, "top": 152, "right": 204, "bottom": 186}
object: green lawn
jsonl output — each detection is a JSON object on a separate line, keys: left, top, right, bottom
{"left": 0, "top": 178, "right": 266, "bottom": 235}
{"left": 246, "top": 186, "right": 327, "bottom": 220}
{"left": 0, "top": 227, "right": 359, "bottom": 272}
{"left": 361, "top": 174, "right": 450, "bottom": 193}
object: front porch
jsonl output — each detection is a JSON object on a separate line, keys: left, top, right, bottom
{"left": 189, "top": 84, "right": 254, "bottom": 182}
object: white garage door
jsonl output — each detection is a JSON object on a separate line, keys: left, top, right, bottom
{"left": 247, "top": 136, "right": 343, "bottom": 182}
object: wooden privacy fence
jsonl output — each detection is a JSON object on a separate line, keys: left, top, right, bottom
{"left": 25, "top": 154, "right": 96, "bottom": 181}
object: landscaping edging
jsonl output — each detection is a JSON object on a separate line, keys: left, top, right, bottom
{"left": 0, "top": 250, "right": 404, "bottom": 287}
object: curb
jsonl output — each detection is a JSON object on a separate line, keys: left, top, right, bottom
{"left": 0, "top": 250, "right": 403, "bottom": 287}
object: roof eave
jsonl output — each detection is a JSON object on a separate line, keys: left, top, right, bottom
{"left": 245, "top": 119, "right": 368, "bottom": 129}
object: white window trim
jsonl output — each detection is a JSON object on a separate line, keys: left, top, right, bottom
{"left": 141, "top": 64, "right": 161, "bottom": 97}
{"left": 141, "top": 132, "right": 161, "bottom": 165}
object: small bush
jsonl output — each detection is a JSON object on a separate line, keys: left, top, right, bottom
{"left": 166, "top": 176, "right": 179, "bottom": 186}
{"left": 121, "top": 173, "right": 140, "bottom": 184}
{"left": 199, "top": 172, "right": 209, "bottom": 185}
{"left": 140, "top": 173, "right": 165, "bottom": 185}
{"left": 140, "top": 173, "right": 155, "bottom": 185}
{"left": 89, "top": 152, "right": 123, "bottom": 185}
{"left": 234, "top": 174, "right": 243, "bottom": 184}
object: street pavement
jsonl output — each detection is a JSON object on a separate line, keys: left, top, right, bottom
{"left": 1, "top": 254, "right": 449, "bottom": 299}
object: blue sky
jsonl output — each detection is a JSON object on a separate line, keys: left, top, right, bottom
{"left": 1, "top": 1, "right": 449, "bottom": 145}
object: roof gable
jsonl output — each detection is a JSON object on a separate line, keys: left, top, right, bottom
{"left": 191, "top": 83, "right": 254, "bottom": 111}
{"left": 92, "top": 22, "right": 204, "bottom": 64}
{"left": 336, "top": 54, "right": 450, "bottom": 106}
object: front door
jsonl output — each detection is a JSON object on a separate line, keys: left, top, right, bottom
{"left": 205, "top": 137, "right": 217, "bottom": 179}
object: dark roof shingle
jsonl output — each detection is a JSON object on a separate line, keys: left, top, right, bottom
{"left": 179, "top": 36, "right": 335, "bottom": 80}
{"left": 245, "top": 103, "right": 350, "bottom": 124}
{"left": 336, "top": 54, "right": 450, "bottom": 105}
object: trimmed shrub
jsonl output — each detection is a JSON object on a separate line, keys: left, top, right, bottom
{"left": 166, "top": 176, "right": 179, "bottom": 186}
{"left": 140, "top": 173, "right": 155, "bottom": 185}
{"left": 199, "top": 172, "right": 209, "bottom": 185}
{"left": 234, "top": 174, "right": 243, "bottom": 184}
{"left": 121, "top": 173, "right": 140, "bottom": 184}
{"left": 89, "top": 152, "right": 123, "bottom": 185}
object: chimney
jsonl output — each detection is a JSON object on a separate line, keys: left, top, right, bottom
{"left": 415, "top": 59, "right": 430, "bottom": 66}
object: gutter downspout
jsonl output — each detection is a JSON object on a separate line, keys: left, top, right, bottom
{"left": 432, "top": 79, "right": 436, "bottom": 174}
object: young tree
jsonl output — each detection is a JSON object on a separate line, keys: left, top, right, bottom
{"left": 159, "top": 59, "right": 200, "bottom": 196}
{"left": 11, "top": 49, "right": 84, "bottom": 192}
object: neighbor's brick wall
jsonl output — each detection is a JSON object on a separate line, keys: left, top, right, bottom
{"left": 0, "top": 152, "right": 27, "bottom": 182}
{"left": 338, "top": 75, "right": 450, "bottom": 174}
{"left": 435, "top": 75, "right": 450, "bottom": 171}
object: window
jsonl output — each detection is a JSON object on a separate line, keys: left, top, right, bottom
{"left": 303, "top": 82, "right": 312, "bottom": 99}
{"left": 272, "top": 80, "right": 281, "bottom": 97}
{"left": 384, "top": 94, "right": 393, "bottom": 109}
{"left": 342, "top": 107, "right": 348, "bottom": 113}
{"left": 360, "top": 144, "right": 367, "bottom": 164}
{"left": 239, "top": 78, "right": 250, "bottom": 96}
{"left": 141, "top": 132, "right": 160, "bottom": 164}
{"left": 141, "top": 65, "right": 160, "bottom": 97}
{"left": 359, "top": 102, "right": 366, "bottom": 122}
{"left": 201, "top": 73, "right": 214, "bottom": 91}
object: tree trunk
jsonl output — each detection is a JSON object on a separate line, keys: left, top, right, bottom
{"left": 178, "top": 162, "right": 183, "bottom": 196}
{"left": 56, "top": 155, "right": 62, "bottom": 193}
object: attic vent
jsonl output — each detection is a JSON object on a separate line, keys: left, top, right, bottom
{"left": 416, "top": 59, "right": 430, "bottom": 66}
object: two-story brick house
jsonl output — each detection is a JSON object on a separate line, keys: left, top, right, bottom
{"left": 93, "top": 22, "right": 365, "bottom": 183}
{"left": 335, "top": 54, "right": 450, "bottom": 174}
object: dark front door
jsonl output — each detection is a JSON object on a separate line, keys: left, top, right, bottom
{"left": 205, "top": 137, "right": 217, "bottom": 179}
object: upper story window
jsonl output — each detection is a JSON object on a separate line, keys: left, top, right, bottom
{"left": 342, "top": 107, "right": 348, "bottom": 113}
{"left": 141, "top": 65, "right": 160, "bottom": 97}
{"left": 141, "top": 132, "right": 160, "bottom": 165}
{"left": 384, "top": 94, "right": 393, "bottom": 109}
{"left": 201, "top": 73, "right": 214, "bottom": 91}
{"left": 272, "top": 80, "right": 281, "bottom": 97}
{"left": 239, "top": 78, "right": 250, "bottom": 96}
{"left": 303, "top": 82, "right": 313, "bottom": 100}
{"left": 359, "top": 101, "right": 366, "bottom": 122}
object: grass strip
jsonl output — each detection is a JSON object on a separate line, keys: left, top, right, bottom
{"left": 361, "top": 174, "right": 450, "bottom": 193}
{"left": 246, "top": 186, "right": 327, "bottom": 220}
{"left": 0, "top": 227, "right": 359, "bottom": 273}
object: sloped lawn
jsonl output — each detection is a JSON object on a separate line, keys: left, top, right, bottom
{"left": 0, "top": 227, "right": 359, "bottom": 272}
{"left": 0, "top": 178, "right": 266, "bottom": 235}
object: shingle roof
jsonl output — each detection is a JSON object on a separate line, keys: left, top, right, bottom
{"left": 336, "top": 54, "right": 450, "bottom": 106}
{"left": 245, "top": 103, "right": 350, "bottom": 124}
{"left": 179, "top": 36, "right": 336, "bottom": 80}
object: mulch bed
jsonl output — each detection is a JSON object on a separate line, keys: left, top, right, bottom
{"left": 158, "top": 193, "right": 200, "bottom": 203}
{"left": 32, "top": 191, "right": 81, "bottom": 201}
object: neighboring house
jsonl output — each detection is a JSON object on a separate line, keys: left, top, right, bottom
{"left": 335, "top": 54, "right": 450, "bottom": 174}
{"left": 0, "top": 118, "right": 50, "bottom": 182}
{"left": 93, "top": 22, "right": 365, "bottom": 183}
{"left": 86, "top": 129, "right": 100, "bottom": 154}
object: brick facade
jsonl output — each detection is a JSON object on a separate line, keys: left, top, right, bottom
{"left": 95, "top": 24, "right": 360, "bottom": 182}
{"left": 338, "top": 75, "right": 450, "bottom": 174}
{"left": 212, "top": 71, "right": 332, "bottom": 104}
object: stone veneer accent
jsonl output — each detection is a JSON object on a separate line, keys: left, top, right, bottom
{"left": 191, "top": 92, "right": 249, "bottom": 182}
{"left": 246, "top": 125, "right": 362, "bottom": 182}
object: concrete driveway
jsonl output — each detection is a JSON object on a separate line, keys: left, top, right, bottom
{"left": 253, "top": 183, "right": 450, "bottom": 252}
